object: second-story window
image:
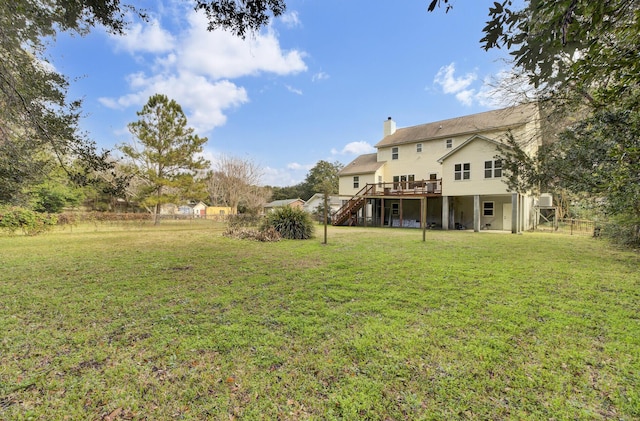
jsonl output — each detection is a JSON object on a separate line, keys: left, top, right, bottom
{"left": 392, "top": 147, "right": 399, "bottom": 160}
{"left": 484, "top": 160, "right": 503, "bottom": 178}
{"left": 416, "top": 143, "right": 422, "bottom": 153}
{"left": 454, "top": 163, "right": 470, "bottom": 180}
{"left": 446, "top": 139, "right": 453, "bottom": 149}
{"left": 353, "top": 176, "right": 359, "bottom": 189}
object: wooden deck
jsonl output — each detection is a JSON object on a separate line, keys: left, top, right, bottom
{"left": 333, "top": 180, "right": 442, "bottom": 226}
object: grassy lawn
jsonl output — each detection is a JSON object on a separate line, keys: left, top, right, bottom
{"left": 1, "top": 222, "right": 638, "bottom": 420}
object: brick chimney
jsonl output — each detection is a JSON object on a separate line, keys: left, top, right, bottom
{"left": 383, "top": 116, "right": 396, "bottom": 137}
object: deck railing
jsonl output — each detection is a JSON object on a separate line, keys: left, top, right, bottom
{"left": 332, "top": 179, "right": 442, "bottom": 226}
{"left": 366, "top": 179, "right": 442, "bottom": 196}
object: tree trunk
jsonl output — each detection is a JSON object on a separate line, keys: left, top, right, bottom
{"left": 154, "top": 202, "right": 161, "bottom": 225}
{"left": 323, "top": 194, "right": 328, "bottom": 244}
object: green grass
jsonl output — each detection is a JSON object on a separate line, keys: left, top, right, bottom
{"left": 1, "top": 221, "right": 638, "bottom": 420}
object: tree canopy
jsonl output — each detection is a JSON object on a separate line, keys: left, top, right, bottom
{"left": 0, "top": 0, "right": 286, "bottom": 207}
{"left": 120, "top": 94, "right": 209, "bottom": 224}
{"left": 435, "top": 0, "right": 640, "bottom": 245}
{"left": 270, "top": 160, "right": 343, "bottom": 202}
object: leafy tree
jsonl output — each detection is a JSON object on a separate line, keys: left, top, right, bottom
{"left": 304, "top": 160, "right": 343, "bottom": 243}
{"left": 28, "top": 167, "right": 84, "bottom": 213}
{"left": 120, "top": 94, "right": 209, "bottom": 224}
{"left": 0, "top": 136, "right": 54, "bottom": 205}
{"left": 0, "top": 1, "right": 141, "bottom": 204}
{"left": 297, "top": 160, "right": 343, "bottom": 201}
{"left": 1, "top": 1, "right": 287, "bottom": 205}
{"left": 430, "top": 1, "right": 639, "bottom": 244}
{"left": 270, "top": 184, "right": 306, "bottom": 201}
{"left": 194, "top": 0, "right": 286, "bottom": 38}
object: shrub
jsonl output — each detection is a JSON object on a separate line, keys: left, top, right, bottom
{"left": 0, "top": 206, "right": 57, "bottom": 236}
{"left": 227, "top": 214, "right": 262, "bottom": 229}
{"left": 260, "top": 206, "right": 315, "bottom": 240}
{"left": 223, "top": 226, "right": 281, "bottom": 242}
{"left": 603, "top": 215, "right": 640, "bottom": 248}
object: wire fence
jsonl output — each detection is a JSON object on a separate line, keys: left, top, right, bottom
{"left": 536, "top": 218, "right": 601, "bottom": 236}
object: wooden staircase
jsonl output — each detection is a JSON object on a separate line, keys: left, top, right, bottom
{"left": 332, "top": 185, "right": 374, "bottom": 226}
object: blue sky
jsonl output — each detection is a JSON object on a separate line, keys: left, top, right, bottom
{"left": 49, "top": 0, "right": 517, "bottom": 186}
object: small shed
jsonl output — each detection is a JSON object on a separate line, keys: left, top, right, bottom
{"left": 193, "top": 201, "right": 207, "bottom": 217}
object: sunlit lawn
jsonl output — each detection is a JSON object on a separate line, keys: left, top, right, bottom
{"left": 1, "top": 221, "right": 638, "bottom": 420}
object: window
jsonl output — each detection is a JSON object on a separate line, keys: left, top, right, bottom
{"left": 483, "top": 202, "right": 494, "bottom": 217}
{"left": 484, "top": 160, "right": 503, "bottom": 178}
{"left": 416, "top": 143, "right": 423, "bottom": 153}
{"left": 446, "top": 139, "right": 453, "bottom": 149}
{"left": 392, "top": 147, "right": 399, "bottom": 160}
{"left": 353, "top": 176, "right": 359, "bottom": 189}
{"left": 454, "top": 163, "right": 470, "bottom": 180}
{"left": 429, "top": 173, "right": 438, "bottom": 181}
{"left": 495, "top": 160, "right": 502, "bottom": 177}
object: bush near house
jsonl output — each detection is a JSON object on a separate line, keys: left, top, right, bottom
{"left": 0, "top": 206, "right": 57, "bottom": 236}
{"left": 260, "top": 206, "right": 315, "bottom": 239}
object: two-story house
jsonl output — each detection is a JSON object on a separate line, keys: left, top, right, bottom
{"left": 335, "top": 103, "right": 543, "bottom": 232}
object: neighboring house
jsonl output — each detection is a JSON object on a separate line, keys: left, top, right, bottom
{"left": 336, "top": 103, "right": 545, "bottom": 232}
{"left": 178, "top": 205, "right": 193, "bottom": 215}
{"left": 206, "top": 206, "right": 233, "bottom": 219}
{"left": 193, "top": 201, "right": 207, "bottom": 217}
{"left": 303, "top": 193, "right": 342, "bottom": 216}
{"left": 159, "top": 203, "right": 179, "bottom": 215}
{"left": 264, "top": 198, "right": 305, "bottom": 213}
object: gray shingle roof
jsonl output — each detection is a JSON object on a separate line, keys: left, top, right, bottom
{"left": 375, "top": 103, "right": 539, "bottom": 148}
{"left": 338, "top": 153, "right": 386, "bottom": 176}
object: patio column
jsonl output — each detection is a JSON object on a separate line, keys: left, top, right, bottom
{"left": 442, "top": 196, "right": 449, "bottom": 230}
{"left": 473, "top": 195, "right": 480, "bottom": 232}
{"left": 422, "top": 197, "right": 427, "bottom": 241}
{"left": 381, "top": 198, "right": 385, "bottom": 227}
{"left": 363, "top": 199, "right": 368, "bottom": 227}
{"left": 511, "top": 193, "right": 518, "bottom": 234}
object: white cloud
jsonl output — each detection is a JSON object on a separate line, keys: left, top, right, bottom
{"left": 280, "top": 11, "right": 301, "bottom": 28}
{"left": 101, "top": 9, "right": 307, "bottom": 135}
{"left": 112, "top": 19, "right": 175, "bottom": 53}
{"left": 285, "top": 85, "right": 303, "bottom": 95}
{"left": 455, "top": 90, "right": 475, "bottom": 106}
{"left": 101, "top": 72, "right": 248, "bottom": 133}
{"left": 177, "top": 12, "right": 307, "bottom": 80}
{"left": 434, "top": 63, "right": 477, "bottom": 95}
{"left": 331, "top": 141, "right": 375, "bottom": 156}
{"left": 433, "top": 63, "right": 540, "bottom": 108}
{"left": 262, "top": 166, "right": 305, "bottom": 186}
{"left": 286, "top": 162, "right": 313, "bottom": 171}
{"left": 312, "top": 71, "right": 329, "bottom": 82}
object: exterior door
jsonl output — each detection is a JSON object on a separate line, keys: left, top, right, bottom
{"left": 503, "top": 203, "right": 512, "bottom": 231}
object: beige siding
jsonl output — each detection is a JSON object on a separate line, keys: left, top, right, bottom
{"left": 338, "top": 172, "right": 377, "bottom": 196}
{"left": 441, "top": 138, "right": 510, "bottom": 197}
{"left": 377, "top": 140, "right": 444, "bottom": 181}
